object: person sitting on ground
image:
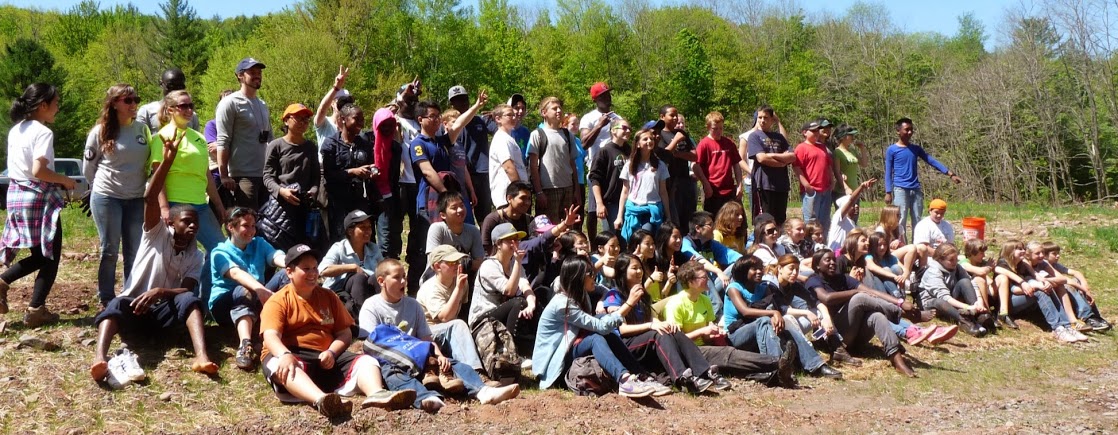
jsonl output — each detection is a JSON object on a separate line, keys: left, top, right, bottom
{"left": 425, "top": 191, "right": 485, "bottom": 276}
{"left": 912, "top": 199, "right": 954, "bottom": 249}
{"left": 469, "top": 223, "right": 539, "bottom": 361}
{"left": 261, "top": 245, "right": 414, "bottom": 418}
{"left": 591, "top": 231, "right": 621, "bottom": 293}
{"left": 601, "top": 253, "right": 731, "bottom": 393}
{"left": 359, "top": 259, "right": 521, "bottom": 413}
{"left": 91, "top": 135, "right": 217, "bottom": 387}
{"left": 959, "top": 238, "right": 995, "bottom": 312}
{"left": 532, "top": 256, "right": 671, "bottom": 398}
{"left": 681, "top": 211, "right": 743, "bottom": 318}
{"left": 918, "top": 243, "right": 990, "bottom": 337}
{"left": 319, "top": 210, "right": 383, "bottom": 320}
{"left": 777, "top": 217, "right": 814, "bottom": 267}
{"left": 712, "top": 201, "right": 748, "bottom": 254}
{"left": 875, "top": 205, "right": 907, "bottom": 248}
{"left": 748, "top": 217, "right": 786, "bottom": 266}
{"left": 1026, "top": 241, "right": 1089, "bottom": 335}
{"left": 417, "top": 245, "right": 485, "bottom": 372}
{"left": 1042, "top": 241, "right": 1111, "bottom": 331}
{"left": 826, "top": 178, "right": 876, "bottom": 252}
{"left": 722, "top": 256, "right": 842, "bottom": 379}
{"left": 209, "top": 207, "right": 287, "bottom": 371}
{"left": 661, "top": 260, "right": 795, "bottom": 387}
{"left": 806, "top": 220, "right": 827, "bottom": 253}
{"left": 992, "top": 239, "right": 1084, "bottom": 343}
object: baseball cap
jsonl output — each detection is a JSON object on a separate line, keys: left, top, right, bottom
{"left": 491, "top": 223, "right": 526, "bottom": 242}
{"left": 642, "top": 119, "right": 665, "bottom": 131}
{"left": 343, "top": 209, "right": 374, "bottom": 229}
{"left": 835, "top": 195, "right": 851, "bottom": 210}
{"left": 448, "top": 85, "right": 468, "bottom": 100}
{"left": 281, "top": 103, "right": 313, "bottom": 120}
{"left": 285, "top": 244, "right": 322, "bottom": 266}
{"left": 590, "top": 82, "right": 610, "bottom": 99}
{"left": 802, "top": 118, "right": 832, "bottom": 132}
{"left": 428, "top": 244, "right": 469, "bottom": 266}
{"left": 929, "top": 199, "right": 948, "bottom": 211}
{"left": 335, "top": 89, "right": 351, "bottom": 100}
{"left": 532, "top": 215, "right": 557, "bottom": 234}
{"left": 235, "top": 57, "right": 266, "bottom": 75}
{"left": 507, "top": 93, "right": 526, "bottom": 107}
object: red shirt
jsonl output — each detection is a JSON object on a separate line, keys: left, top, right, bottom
{"left": 696, "top": 136, "right": 742, "bottom": 196}
{"left": 793, "top": 141, "right": 833, "bottom": 192}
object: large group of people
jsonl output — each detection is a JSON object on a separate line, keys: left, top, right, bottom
{"left": 0, "top": 58, "right": 1111, "bottom": 418}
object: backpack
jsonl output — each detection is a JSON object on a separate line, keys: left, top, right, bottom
{"left": 363, "top": 323, "right": 434, "bottom": 377}
{"left": 563, "top": 356, "right": 616, "bottom": 396}
{"left": 471, "top": 317, "right": 522, "bottom": 382}
{"left": 529, "top": 127, "right": 574, "bottom": 183}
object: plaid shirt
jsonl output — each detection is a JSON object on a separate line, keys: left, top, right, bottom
{"left": 0, "top": 180, "right": 64, "bottom": 264}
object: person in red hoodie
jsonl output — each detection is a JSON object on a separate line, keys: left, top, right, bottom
{"left": 370, "top": 107, "right": 401, "bottom": 260}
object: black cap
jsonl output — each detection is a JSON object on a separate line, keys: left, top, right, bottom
{"left": 235, "top": 57, "right": 266, "bottom": 75}
{"left": 285, "top": 244, "right": 322, "bottom": 266}
{"left": 343, "top": 209, "right": 374, "bottom": 229}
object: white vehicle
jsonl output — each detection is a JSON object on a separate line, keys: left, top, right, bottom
{"left": 0, "top": 158, "right": 89, "bottom": 208}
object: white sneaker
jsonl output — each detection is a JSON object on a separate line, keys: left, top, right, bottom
{"left": 520, "top": 358, "right": 532, "bottom": 371}
{"left": 477, "top": 384, "right": 520, "bottom": 405}
{"left": 1053, "top": 327, "right": 1076, "bottom": 344}
{"left": 106, "top": 354, "right": 134, "bottom": 389}
{"left": 114, "top": 348, "right": 146, "bottom": 382}
{"left": 1069, "top": 328, "right": 1090, "bottom": 342}
{"left": 420, "top": 396, "right": 445, "bottom": 413}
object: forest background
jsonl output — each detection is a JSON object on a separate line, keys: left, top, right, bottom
{"left": 0, "top": 0, "right": 1116, "bottom": 205}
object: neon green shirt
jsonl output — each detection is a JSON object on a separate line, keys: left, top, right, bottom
{"left": 664, "top": 291, "right": 716, "bottom": 345}
{"left": 150, "top": 125, "right": 209, "bottom": 205}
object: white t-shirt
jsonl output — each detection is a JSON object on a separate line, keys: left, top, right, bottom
{"left": 827, "top": 213, "right": 856, "bottom": 252}
{"left": 737, "top": 132, "right": 753, "bottom": 187}
{"left": 913, "top": 217, "right": 954, "bottom": 248}
{"left": 620, "top": 160, "right": 669, "bottom": 205}
{"left": 488, "top": 130, "right": 527, "bottom": 208}
{"left": 397, "top": 117, "right": 420, "bottom": 184}
{"left": 580, "top": 110, "right": 615, "bottom": 181}
{"left": 120, "top": 223, "right": 204, "bottom": 298}
{"left": 7, "top": 120, "right": 54, "bottom": 181}
{"left": 469, "top": 256, "right": 530, "bottom": 326}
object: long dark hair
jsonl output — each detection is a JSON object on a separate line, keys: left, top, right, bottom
{"left": 654, "top": 222, "right": 680, "bottom": 270}
{"left": 9, "top": 83, "right": 59, "bottom": 123}
{"left": 96, "top": 83, "right": 136, "bottom": 156}
{"left": 612, "top": 253, "right": 651, "bottom": 322}
{"left": 628, "top": 128, "right": 661, "bottom": 177}
{"left": 555, "top": 231, "right": 586, "bottom": 262}
{"left": 558, "top": 256, "right": 594, "bottom": 313}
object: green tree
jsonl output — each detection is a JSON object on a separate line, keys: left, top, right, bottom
{"left": 154, "top": 0, "right": 209, "bottom": 78}
{"left": 0, "top": 38, "right": 82, "bottom": 160}
{"left": 669, "top": 28, "right": 714, "bottom": 121}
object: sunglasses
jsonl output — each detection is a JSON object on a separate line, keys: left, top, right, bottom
{"left": 228, "top": 206, "right": 256, "bottom": 220}
{"left": 173, "top": 102, "right": 195, "bottom": 111}
{"left": 119, "top": 96, "right": 142, "bottom": 105}
{"left": 764, "top": 227, "right": 779, "bottom": 235}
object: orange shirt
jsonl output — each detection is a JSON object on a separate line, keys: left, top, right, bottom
{"left": 260, "top": 284, "right": 353, "bottom": 360}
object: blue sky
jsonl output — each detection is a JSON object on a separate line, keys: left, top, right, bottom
{"left": 2, "top": 0, "right": 1014, "bottom": 47}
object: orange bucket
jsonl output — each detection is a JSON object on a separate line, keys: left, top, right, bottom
{"left": 962, "top": 217, "right": 985, "bottom": 240}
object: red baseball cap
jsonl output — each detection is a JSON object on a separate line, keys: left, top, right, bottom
{"left": 590, "top": 82, "right": 610, "bottom": 99}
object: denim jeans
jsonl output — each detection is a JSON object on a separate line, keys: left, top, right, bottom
{"left": 90, "top": 193, "right": 144, "bottom": 304}
{"left": 728, "top": 317, "right": 779, "bottom": 355}
{"left": 781, "top": 320, "right": 825, "bottom": 371}
{"left": 1067, "top": 289, "right": 1095, "bottom": 320}
{"left": 801, "top": 190, "right": 833, "bottom": 232}
{"left": 892, "top": 187, "right": 923, "bottom": 242}
{"left": 381, "top": 358, "right": 485, "bottom": 408}
{"left": 431, "top": 319, "right": 483, "bottom": 371}
{"left": 171, "top": 202, "right": 225, "bottom": 305}
{"left": 210, "top": 285, "right": 261, "bottom": 326}
{"left": 572, "top": 333, "right": 643, "bottom": 382}
{"left": 705, "top": 264, "right": 734, "bottom": 320}
{"left": 1009, "top": 291, "right": 1070, "bottom": 330}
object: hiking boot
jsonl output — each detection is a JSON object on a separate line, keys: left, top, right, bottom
{"left": 24, "top": 305, "right": 59, "bottom": 328}
{"left": 905, "top": 325, "right": 938, "bottom": 345}
{"left": 830, "top": 346, "right": 862, "bottom": 367}
{"left": 927, "top": 324, "right": 958, "bottom": 345}
{"left": 315, "top": 392, "right": 352, "bottom": 418}
{"left": 438, "top": 371, "right": 465, "bottom": 395}
{"left": 362, "top": 389, "right": 416, "bottom": 410}
{"left": 997, "top": 314, "right": 1019, "bottom": 329}
{"left": 776, "top": 339, "right": 797, "bottom": 388}
{"left": 890, "top": 352, "right": 916, "bottom": 378}
{"left": 0, "top": 278, "right": 8, "bottom": 314}
{"left": 617, "top": 374, "right": 654, "bottom": 398}
{"left": 234, "top": 339, "right": 256, "bottom": 371}
{"left": 477, "top": 384, "right": 520, "bottom": 405}
{"left": 703, "top": 367, "right": 732, "bottom": 391}
{"left": 114, "top": 348, "right": 146, "bottom": 382}
{"left": 808, "top": 363, "right": 843, "bottom": 380}
{"left": 422, "top": 368, "right": 440, "bottom": 390}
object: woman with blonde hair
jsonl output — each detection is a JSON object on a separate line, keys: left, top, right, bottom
{"left": 83, "top": 83, "right": 151, "bottom": 307}
{"left": 713, "top": 201, "right": 748, "bottom": 253}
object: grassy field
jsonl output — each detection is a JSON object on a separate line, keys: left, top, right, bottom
{"left": 1, "top": 202, "right": 1118, "bottom": 433}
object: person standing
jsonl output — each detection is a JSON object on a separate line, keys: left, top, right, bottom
{"left": 695, "top": 111, "right": 743, "bottom": 216}
{"left": 831, "top": 124, "right": 868, "bottom": 199}
{"left": 136, "top": 68, "right": 199, "bottom": 132}
{"left": 579, "top": 82, "right": 617, "bottom": 236}
{"left": 589, "top": 119, "right": 632, "bottom": 232}
{"left": 449, "top": 85, "right": 497, "bottom": 218}
{"left": 746, "top": 105, "right": 795, "bottom": 226}
{"left": 259, "top": 103, "right": 321, "bottom": 252}
{"left": 83, "top": 84, "right": 151, "bottom": 307}
{"left": 312, "top": 65, "right": 354, "bottom": 147}
{"left": 793, "top": 119, "right": 839, "bottom": 233}
{"left": 216, "top": 57, "right": 272, "bottom": 209}
{"left": 321, "top": 104, "right": 377, "bottom": 242}
{"left": 487, "top": 104, "right": 528, "bottom": 210}
{"left": 656, "top": 105, "right": 698, "bottom": 228}
{"left": 527, "top": 97, "right": 579, "bottom": 223}
{"left": 883, "top": 118, "right": 962, "bottom": 239}
{"left": 0, "top": 83, "right": 74, "bottom": 326}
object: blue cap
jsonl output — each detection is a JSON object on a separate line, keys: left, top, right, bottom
{"left": 642, "top": 119, "right": 665, "bottom": 131}
{"left": 235, "top": 57, "right": 266, "bottom": 74}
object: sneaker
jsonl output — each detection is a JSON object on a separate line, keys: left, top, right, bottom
{"left": 927, "top": 324, "right": 958, "bottom": 345}
{"left": 704, "top": 366, "right": 732, "bottom": 391}
{"left": 314, "top": 392, "right": 352, "bottom": 418}
{"left": 1087, "top": 317, "right": 1112, "bottom": 332}
{"left": 114, "top": 348, "right": 146, "bottom": 382}
{"left": 1073, "top": 321, "right": 1093, "bottom": 333}
{"left": 24, "top": 305, "right": 59, "bottom": 328}
{"left": 105, "top": 364, "right": 131, "bottom": 389}
{"left": 420, "top": 396, "right": 445, "bottom": 413}
{"left": 362, "top": 389, "right": 416, "bottom": 410}
{"left": 234, "top": 339, "right": 256, "bottom": 371}
{"left": 617, "top": 374, "right": 654, "bottom": 398}
{"left": 477, "top": 384, "right": 520, "bottom": 405}
{"left": 520, "top": 358, "right": 533, "bottom": 371}
{"left": 1053, "top": 326, "right": 1077, "bottom": 344}
{"left": 638, "top": 374, "right": 673, "bottom": 396}
{"left": 905, "top": 325, "right": 938, "bottom": 345}
{"left": 997, "top": 313, "right": 1019, "bottom": 329}
{"left": 1069, "top": 328, "right": 1090, "bottom": 342}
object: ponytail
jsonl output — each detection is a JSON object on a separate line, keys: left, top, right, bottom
{"left": 9, "top": 83, "right": 59, "bottom": 123}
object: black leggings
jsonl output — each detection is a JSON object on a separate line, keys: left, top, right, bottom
{"left": 927, "top": 278, "right": 979, "bottom": 324}
{"left": 623, "top": 330, "right": 711, "bottom": 382}
{"left": 2, "top": 227, "right": 62, "bottom": 308}
{"left": 752, "top": 188, "right": 789, "bottom": 227}
{"left": 480, "top": 296, "right": 538, "bottom": 356}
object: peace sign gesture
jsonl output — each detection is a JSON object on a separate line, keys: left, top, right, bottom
{"left": 334, "top": 65, "right": 350, "bottom": 90}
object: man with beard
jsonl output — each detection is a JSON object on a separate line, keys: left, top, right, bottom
{"left": 216, "top": 57, "right": 272, "bottom": 208}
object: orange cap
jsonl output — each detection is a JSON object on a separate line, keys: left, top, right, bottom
{"left": 282, "top": 103, "right": 313, "bottom": 120}
{"left": 929, "top": 199, "right": 948, "bottom": 211}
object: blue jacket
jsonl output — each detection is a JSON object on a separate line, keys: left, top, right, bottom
{"left": 532, "top": 293, "right": 624, "bottom": 389}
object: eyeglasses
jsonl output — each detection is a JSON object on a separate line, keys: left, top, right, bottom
{"left": 120, "top": 96, "right": 142, "bottom": 105}
{"left": 612, "top": 125, "right": 631, "bottom": 131}
{"left": 173, "top": 102, "right": 195, "bottom": 111}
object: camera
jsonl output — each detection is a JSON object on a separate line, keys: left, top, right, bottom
{"left": 258, "top": 130, "right": 271, "bottom": 144}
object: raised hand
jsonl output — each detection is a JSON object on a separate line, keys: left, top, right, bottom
{"left": 334, "top": 65, "right": 350, "bottom": 90}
